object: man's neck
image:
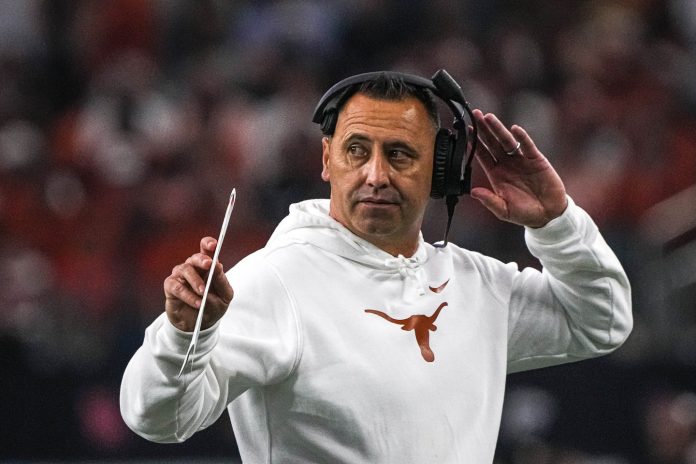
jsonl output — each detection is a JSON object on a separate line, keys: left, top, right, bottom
{"left": 368, "top": 236, "right": 419, "bottom": 257}
{"left": 327, "top": 211, "right": 419, "bottom": 257}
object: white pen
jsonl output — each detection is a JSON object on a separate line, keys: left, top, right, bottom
{"left": 179, "top": 188, "right": 236, "bottom": 377}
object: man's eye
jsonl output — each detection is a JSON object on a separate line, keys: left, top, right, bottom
{"left": 389, "top": 150, "right": 411, "bottom": 162}
{"left": 349, "top": 145, "right": 367, "bottom": 157}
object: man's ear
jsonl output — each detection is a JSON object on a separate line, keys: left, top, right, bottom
{"left": 321, "top": 137, "right": 331, "bottom": 182}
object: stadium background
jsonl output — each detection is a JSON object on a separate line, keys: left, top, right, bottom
{"left": 1, "top": 0, "right": 696, "bottom": 462}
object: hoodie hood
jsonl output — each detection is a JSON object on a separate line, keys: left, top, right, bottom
{"left": 267, "top": 199, "right": 430, "bottom": 297}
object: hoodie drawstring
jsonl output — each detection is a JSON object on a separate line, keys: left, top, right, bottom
{"left": 384, "top": 254, "right": 427, "bottom": 296}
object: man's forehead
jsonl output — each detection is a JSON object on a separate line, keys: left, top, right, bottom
{"left": 335, "top": 93, "right": 436, "bottom": 135}
{"left": 340, "top": 93, "right": 430, "bottom": 115}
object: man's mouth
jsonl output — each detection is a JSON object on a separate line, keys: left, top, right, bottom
{"left": 358, "top": 197, "right": 399, "bottom": 205}
{"left": 358, "top": 197, "right": 398, "bottom": 208}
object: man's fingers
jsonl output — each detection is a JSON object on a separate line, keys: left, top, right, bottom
{"left": 474, "top": 109, "right": 526, "bottom": 157}
{"left": 186, "top": 253, "right": 232, "bottom": 304}
{"left": 211, "top": 262, "right": 234, "bottom": 304}
{"left": 469, "top": 125, "right": 497, "bottom": 169}
{"left": 511, "top": 125, "right": 542, "bottom": 159}
{"left": 173, "top": 259, "right": 232, "bottom": 303}
{"left": 473, "top": 110, "right": 501, "bottom": 156}
{"left": 173, "top": 262, "right": 206, "bottom": 295}
{"left": 200, "top": 236, "right": 217, "bottom": 256}
{"left": 482, "top": 112, "right": 521, "bottom": 155}
{"left": 164, "top": 275, "right": 201, "bottom": 309}
{"left": 186, "top": 253, "right": 213, "bottom": 271}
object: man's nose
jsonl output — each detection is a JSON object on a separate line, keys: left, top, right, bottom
{"left": 365, "top": 151, "right": 390, "bottom": 189}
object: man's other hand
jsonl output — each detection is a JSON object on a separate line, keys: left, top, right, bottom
{"left": 163, "top": 236, "right": 234, "bottom": 332}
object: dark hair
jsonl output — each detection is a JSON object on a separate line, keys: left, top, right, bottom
{"left": 328, "top": 73, "right": 441, "bottom": 134}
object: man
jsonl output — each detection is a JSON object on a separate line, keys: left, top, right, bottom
{"left": 120, "top": 73, "right": 632, "bottom": 463}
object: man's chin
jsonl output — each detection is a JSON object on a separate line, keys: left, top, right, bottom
{"left": 354, "top": 217, "right": 400, "bottom": 238}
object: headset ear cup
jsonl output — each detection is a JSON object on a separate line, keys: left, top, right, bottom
{"left": 431, "top": 128, "right": 452, "bottom": 199}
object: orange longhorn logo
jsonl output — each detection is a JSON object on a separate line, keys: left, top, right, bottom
{"left": 364, "top": 279, "right": 450, "bottom": 362}
{"left": 365, "top": 302, "right": 447, "bottom": 362}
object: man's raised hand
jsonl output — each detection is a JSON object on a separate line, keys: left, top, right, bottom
{"left": 470, "top": 109, "right": 568, "bottom": 228}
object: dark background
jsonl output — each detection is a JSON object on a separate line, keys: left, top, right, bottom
{"left": 1, "top": 0, "right": 695, "bottom": 462}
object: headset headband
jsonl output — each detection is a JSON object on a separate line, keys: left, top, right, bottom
{"left": 312, "top": 70, "right": 472, "bottom": 134}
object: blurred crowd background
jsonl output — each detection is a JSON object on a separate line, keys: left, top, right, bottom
{"left": 1, "top": 0, "right": 696, "bottom": 462}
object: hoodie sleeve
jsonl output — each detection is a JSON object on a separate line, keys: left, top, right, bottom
{"left": 120, "top": 252, "right": 301, "bottom": 442}
{"left": 506, "top": 196, "right": 632, "bottom": 373}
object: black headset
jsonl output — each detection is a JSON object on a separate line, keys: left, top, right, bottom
{"left": 312, "top": 69, "right": 478, "bottom": 246}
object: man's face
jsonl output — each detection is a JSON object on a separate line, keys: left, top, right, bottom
{"left": 321, "top": 93, "right": 436, "bottom": 256}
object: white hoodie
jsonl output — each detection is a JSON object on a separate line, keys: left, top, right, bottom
{"left": 120, "top": 197, "right": 632, "bottom": 463}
